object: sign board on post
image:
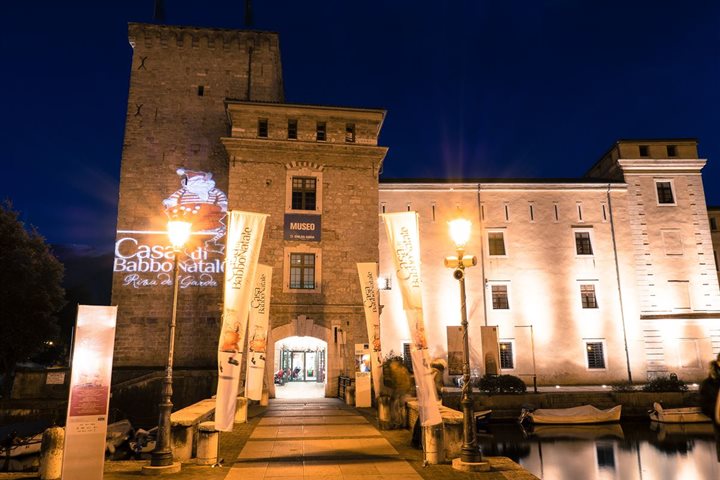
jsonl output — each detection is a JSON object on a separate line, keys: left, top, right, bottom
{"left": 62, "top": 305, "right": 117, "bottom": 480}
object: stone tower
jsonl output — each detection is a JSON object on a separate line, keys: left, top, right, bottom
{"left": 112, "top": 23, "right": 284, "bottom": 369}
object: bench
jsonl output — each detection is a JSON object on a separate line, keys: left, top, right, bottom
{"left": 170, "top": 398, "right": 216, "bottom": 461}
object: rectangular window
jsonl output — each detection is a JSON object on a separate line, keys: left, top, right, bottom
{"left": 575, "top": 232, "right": 593, "bottom": 255}
{"left": 553, "top": 203, "right": 559, "bottom": 222}
{"left": 258, "top": 118, "right": 268, "bottom": 138}
{"left": 288, "top": 119, "right": 298, "bottom": 139}
{"left": 488, "top": 232, "right": 506, "bottom": 256}
{"left": 656, "top": 181, "right": 675, "bottom": 204}
{"left": 710, "top": 217, "right": 717, "bottom": 231}
{"left": 602, "top": 204, "right": 607, "bottom": 221}
{"left": 289, "top": 253, "right": 315, "bottom": 289}
{"left": 316, "top": 121, "right": 326, "bottom": 141}
{"left": 345, "top": 123, "right": 355, "bottom": 143}
{"left": 402, "top": 342, "right": 413, "bottom": 373}
{"left": 639, "top": 145, "right": 649, "bottom": 157}
{"left": 586, "top": 342, "right": 605, "bottom": 369}
{"left": 499, "top": 342, "right": 514, "bottom": 369}
{"left": 504, "top": 203, "right": 510, "bottom": 221}
{"left": 577, "top": 203, "right": 583, "bottom": 222}
{"left": 197, "top": 85, "right": 205, "bottom": 96}
{"left": 491, "top": 285, "right": 509, "bottom": 309}
{"left": 667, "top": 145, "right": 677, "bottom": 157}
{"left": 529, "top": 204, "right": 535, "bottom": 222}
{"left": 291, "top": 177, "right": 317, "bottom": 211}
{"left": 581, "top": 284, "right": 598, "bottom": 309}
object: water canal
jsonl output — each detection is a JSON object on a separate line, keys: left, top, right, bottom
{"left": 481, "top": 421, "right": 720, "bottom": 479}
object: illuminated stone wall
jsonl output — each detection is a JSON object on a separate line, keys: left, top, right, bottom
{"left": 379, "top": 140, "right": 720, "bottom": 384}
{"left": 222, "top": 102, "right": 388, "bottom": 395}
{"left": 112, "top": 24, "right": 284, "bottom": 367}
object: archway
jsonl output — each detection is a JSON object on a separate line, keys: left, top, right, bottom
{"left": 273, "top": 335, "right": 327, "bottom": 399}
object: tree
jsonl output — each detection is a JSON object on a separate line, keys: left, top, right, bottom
{"left": 0, "top": 201, "right": 64, "bottom": 396}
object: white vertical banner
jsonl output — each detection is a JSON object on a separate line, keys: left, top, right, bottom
{"left": 357, "top": 262, "right": 383, "bottom": 399}
{"left": 245, "top": 264, "right": 272, "bottom": 401}
{"left": 62, "top": 305, "right": 117, "bottom": 480}
{"left": 381, "top": 212, "right": 442, "bottom": 427}
{"left": 216, "top": 211, "right": 268, "bottom": 432}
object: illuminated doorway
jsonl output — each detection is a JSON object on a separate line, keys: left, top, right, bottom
{"left": 274, "top": 335, "right": 326, "bottom": 399}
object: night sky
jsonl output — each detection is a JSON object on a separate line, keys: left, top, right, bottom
{"left": 4, "top": 1, "right": 719, "bottom": 252}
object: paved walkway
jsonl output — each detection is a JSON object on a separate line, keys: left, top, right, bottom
{"left": 225, "top": 398, "right": 422, "bottom": 480}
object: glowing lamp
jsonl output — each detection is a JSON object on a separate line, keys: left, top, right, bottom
{"left": 167, "top": 220, "right": 192, "bottom": 249}
{"left": 448, "top": 218, "right": 472, "bottom": 250}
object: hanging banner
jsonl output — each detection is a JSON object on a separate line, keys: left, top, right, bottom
{"left": 62, "top": 305, "right": 117, "bottom": 480}
{"left": 245, "top": 264, "right": 272, "bottom": 401}
{"left": 216, "top": 211, "right": 268, "bottom": 431}
{"left": 356, "top": 262, "right": 383, "bottom": 399}
{"left": 381, "top": 212, "right": 441, "bottom": 427}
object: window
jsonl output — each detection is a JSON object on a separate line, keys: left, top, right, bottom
{"left": 504, "top": 203, "right": 510, "bottom": 221}
{"left": 499, "top": 342, "right": 514, "bottom": 369}
{"left": 491, "top": 285, "right": 509, "bottom": 309}
{"left": 577, "top": 203, "right": 583, "bottom": 222}
{"left": 655, "top": 180, "right": 675, "bottom": 205}
{"left": 316, "top": 121, "right": 326, "bottom": 141}
{"left": 197, "top": 85, "right": 205, "bottom": 96}
{"left": 639, "top": 145, "right": 649, "bottom": 157}
{"left": 553, "top": 203, "right": 559, "bottom": 222}
{"left": 710, "top": 217, "right": 717, "bottom": 231}
{"left": 345, "top": 123, "right": 355, "bottom": 143}
{"left": 291, "top": 177, "right": 316, "bottom": 210}
{"left": 288, "top": 119, "right": 298, "bottom": 139}
{"left": 667, "top": 145, "right": 677, "bottom": 157}
{"left": 258, "top": 118, "right": 268, "bottom": 138}
{"left": 575, "top": 231, "right": 593, "bottom": 255}
{"left": 586, "top": 341, "right": 606, "bottom": 369}
{"left": 580, "top": 284, "right": 598, "bottom": 309}
{"left": 488, "top": 232, "right": 506, "bottom": 256}
{"left": 403, "top": 342, "right": 413, "bottom": 373}
{"left": 529, "top": 203, "right": 535, "bottom": 222}
{"left": 289, "top": 253, "right": 315, "bottom": 289}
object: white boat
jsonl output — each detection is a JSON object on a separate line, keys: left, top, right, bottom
{"left": 648, "top": 402, "right": 711, "bottom": 424}
{"left": 0, "top": 433, "right": 43, "bottom": 458}
{"left": 105, "top": 419, "right": 134, "bottom": 453}
{"left": 521, "top": 404, "right": 622, "bottom": 424}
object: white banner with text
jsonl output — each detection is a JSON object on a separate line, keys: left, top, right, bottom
{"left": 356, "top": 262, "right": 383, "bottom": 399}
{"left": 216, "top": 211, "right": 267, "bottom": 431}
{"left": 245, "top": 264, "right": 272, "bottom": 401}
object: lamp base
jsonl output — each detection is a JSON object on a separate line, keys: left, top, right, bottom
{"left": 141, "top": 462, "right": 182, "bottom": 475}
{"left": 452, "top": 457, "right": 491, "bottom": 472}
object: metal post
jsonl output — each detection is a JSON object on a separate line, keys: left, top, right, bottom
{"left": 150, "top": 252, "right": 181, "bottom": 466}
{"left": 457, "top": 250, "right": 482, "bottom": 464}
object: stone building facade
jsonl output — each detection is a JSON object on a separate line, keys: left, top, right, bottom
{"left": 379, "top": 140, "right": 720, "bottom": 384}
{"left": 112, "top": 23, "right": 719, "bottom": 392}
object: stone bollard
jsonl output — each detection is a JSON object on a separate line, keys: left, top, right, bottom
{"left": 260, "top": 389, "right": 269, "bottom": 406}
{"left": 345, "top": 386, "right": 355, "bottom": 406}
{"left": 377, "top": 395, "right": 391, "bottom": 429}
{"left": 39, "top": 426, "right": 64, "bottom": 480}
{"left": 235, "top": 396, "right": 248, "bottom": 423}
{"left": 196, "top": 422, "right": 218, "bottom": 465}
{"left": 422, "top": 424, "right": 445, "bottom": 465}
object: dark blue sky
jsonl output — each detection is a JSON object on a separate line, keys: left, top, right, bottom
{"left": 3, "top": 1, "right": 719, "bottom": 251}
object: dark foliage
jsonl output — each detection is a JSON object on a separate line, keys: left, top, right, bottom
{"left": 0, "top": 202, "right": 65, "bottom": 395}
{"left": 641, "top": 376, "right": 689, "bottom": 392}
{"left": 476, "top": 374, "right": 527, "bottom": 394}
{"left": 610, "top": 382, "right": 636, "bottom": 392}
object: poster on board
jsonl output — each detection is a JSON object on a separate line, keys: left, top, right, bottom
{"left": 62, "top": 305, "right": 117, "bottom": 480}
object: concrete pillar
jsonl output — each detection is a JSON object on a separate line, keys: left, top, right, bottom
{"left": 170, "top": 425, "right": 193, "bottom": 461}
{"left": 196, "top": 422, "right": 218, "bottom": 465}
{"left": 422, "top": 424, "right": 445, "bottom": 465}
{"left": 377, "top": 395, "right": 391, "bottom": 429}
{"left": 39, "top": 427, "right": 64, "bottom": 480}
{"left": 235, "top": 396, "right": 248, "bottom": 423}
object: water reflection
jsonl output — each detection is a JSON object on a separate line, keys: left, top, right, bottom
{"left": 480, "top": 422, "right": 720, "bottom": 480}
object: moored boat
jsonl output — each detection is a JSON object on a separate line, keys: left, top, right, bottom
{"left": 520, "top": 404, "right": 622, "bottom": 424}
{"left": 648, "top": 402, "right": 711, "bottom": 423}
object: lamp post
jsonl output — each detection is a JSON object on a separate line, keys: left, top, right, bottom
{"left": 445, "top": 218, "right": 483, "bottom": 465}
{"left": 149, "top": 217, "right": 192, "bottom": 469}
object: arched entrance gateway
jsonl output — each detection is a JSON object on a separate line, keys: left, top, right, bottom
{"left": 273, "top": 336, "right": 326, "bottom": 399}
{"left": 266, "top": 316, "right": 343, "bottom": 399}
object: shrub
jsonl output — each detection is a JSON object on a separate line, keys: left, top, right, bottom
{"left": 476, "top": 374, "right": 527, "bottom": 394}
{"left": 610, "top": 382, "right": 636, "bottom": 392}
{"left": 641, "top": 376, "right": 688, "bottom": 392}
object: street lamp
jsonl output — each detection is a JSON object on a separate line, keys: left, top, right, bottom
{"left": 445, "top": 217, "right": 483, "bottom": 465}
{"left": 148, "top": 215, "right": 192, "bottom": 470}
